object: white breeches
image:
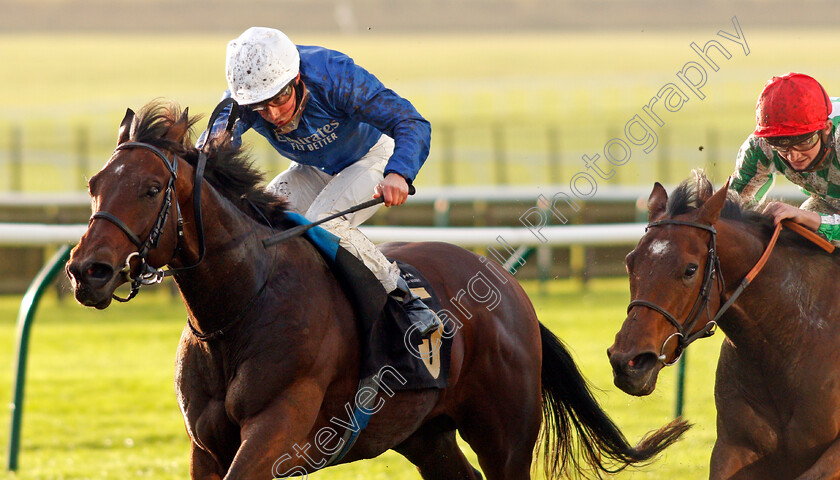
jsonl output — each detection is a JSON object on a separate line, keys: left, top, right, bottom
{"left": 266, "top": 135, "right": 401, "bottom": 293}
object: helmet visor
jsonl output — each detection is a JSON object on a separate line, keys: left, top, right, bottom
{"left": 249, "top": 79, "right": 296, "bottom": 111}
{"left": 765, "top": 130, "right": 821, "bottom": 153}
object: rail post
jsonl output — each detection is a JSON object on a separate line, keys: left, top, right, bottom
{"left": 492, "top": 123, "right": 507, "bottom": 185}
{"left": 439, "top": 123, "right": 455, "bottom": 186}
{"left": 9, "top": 125, "right": 22, "bottom": 192}
{"left": 546, "top": 126, "right": 561, "bottom": 184}
{"left": 674, "top": 351, "right": 687, "bottom": 418}
{"left": 7, "top": 244, "right": 73, "bottom": 472}
{"left": 75, "top": 125, "right": 90, "bottom": 190}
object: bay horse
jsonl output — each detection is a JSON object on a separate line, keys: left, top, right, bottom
{"left": 66, "top": 100, "right": 687, "bottom": 479}
{"left": 608, "top": 170, "right": 840, "bottom": 479}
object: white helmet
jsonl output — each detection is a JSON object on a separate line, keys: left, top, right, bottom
{"left": 225, "top": 27, "right": 300, "bottom": 105}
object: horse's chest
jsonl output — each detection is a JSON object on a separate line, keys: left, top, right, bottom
{"left": 175, "top": 346, "right": 238, "bottom": 454}
{"left": 717, "top": 354, "right": 840, "bottom": 458}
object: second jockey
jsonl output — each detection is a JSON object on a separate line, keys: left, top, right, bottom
{"left": 729, "top": 72, "right": 840, "bottom": 243}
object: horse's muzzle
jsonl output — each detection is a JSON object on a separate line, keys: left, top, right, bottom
{"left": 607, "top": 346, "right": 662, "bottom": 396}
{"left": 66, "top": 258, "right": 118, "bottom": 309}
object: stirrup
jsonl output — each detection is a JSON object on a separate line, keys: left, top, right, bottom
{"left": 391, "top": 277, "right": 441, "bottom": 336}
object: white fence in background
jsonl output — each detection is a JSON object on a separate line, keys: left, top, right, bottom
{"left": 0, "top": 183, "right": 810, "bottom": 247}
{"left": 0, "top": 184, "right": 807, "bottom": 208}
{"left": 0, "top": 222, "right": 647, "bottom": 248}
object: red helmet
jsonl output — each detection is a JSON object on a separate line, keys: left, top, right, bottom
{"left": 754, "top": 72, "right": 830, "bottom": 137}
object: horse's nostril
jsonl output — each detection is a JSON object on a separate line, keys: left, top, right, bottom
{"left": 85, "top": 262, "right": 115, "bottom": 281}
{"left": 629, "top": 352, "right": 658, "bottom": 372}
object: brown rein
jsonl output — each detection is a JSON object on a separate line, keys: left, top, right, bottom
{"left": 781, "top": 219, "right": 835, "bottom": 253}
{"left": 742, "top": 220, "right": 834, "bottom": 288}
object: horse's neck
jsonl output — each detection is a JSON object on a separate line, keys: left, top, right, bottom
{"left": 171, "top": 186, "right": 306, "bottom": 333}
{"left": 716, "top": 221, "right": 830, "bottom": 363}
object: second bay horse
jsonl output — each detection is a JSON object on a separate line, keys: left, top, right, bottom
{"left": 609, "top": 171, "right": 840, "bottom": 478}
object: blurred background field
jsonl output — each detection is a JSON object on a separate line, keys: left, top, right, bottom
{"left": 0, "top": 279, "right": 723, "bottom": 479}
{"left": 0, "top": 28, "right": 837, "bottom": 191}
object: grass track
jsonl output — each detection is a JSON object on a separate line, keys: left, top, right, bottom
{"left": 0, "top": 278, "right": 722, "bottom": 479}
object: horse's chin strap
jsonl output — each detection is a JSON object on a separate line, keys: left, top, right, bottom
{"left": 628, "top": 219, "right": 787, "bottom": 366}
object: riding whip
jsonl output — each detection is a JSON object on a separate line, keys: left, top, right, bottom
{"left": 262, "top": 184, "right": 415, "bottom": 248}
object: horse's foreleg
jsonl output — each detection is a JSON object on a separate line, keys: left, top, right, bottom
{"left": 709, "top": 439, "right": 762, "bottom": 479}
{"left": 792, "top": 438, "right": 840, "bottom": 480}
{"left": 394, "top": 425, "right": 481, "bottom": 479}
{"left": 222, "top": 387, "right": 327, "bottom": 480}
{"left": 190, "top": 441, "right": 225, "bottom": 480}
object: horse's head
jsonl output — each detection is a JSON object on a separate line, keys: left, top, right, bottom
{"left": 608, "top": 175, "right": 728, "bottom": 396}
{"left": 66, "top": 105, "right": 194, "bottom": 308}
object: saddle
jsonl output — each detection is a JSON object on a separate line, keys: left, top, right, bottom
{"left": 285, "top": 212, "right": 452, "bottom": 390}
{"left": 285, "top": 213, "right": 455, "bottom": 466}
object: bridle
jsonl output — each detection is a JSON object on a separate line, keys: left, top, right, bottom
{"left": 627, "top": 218, "right": 798, "bottom": 366}
{"left": 627, "top": 220, "right": 725, "bottom": 366}
{"left": 88, "top": 99, "right": 238, "bottom": 302}
{"left": 89, "top": 141, "right": 188, "bottom": 301}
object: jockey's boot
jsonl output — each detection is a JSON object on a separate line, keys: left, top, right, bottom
{"left": 390, "top": 276, "right": 441, "bottom": 336}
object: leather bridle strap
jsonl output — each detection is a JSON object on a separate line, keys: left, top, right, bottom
{"left": 90, "top": 211, "right": 144, "bottom": 249}
{"left": 629, "top": 218, "right": 793, "bottom": 366}
{"left": 89, "top": 142, "right": 181, "bottom": 301}
{"left": 88, "top": 99, "right": 240, "bottom": 302}
{"left": 627, "top": 219, "right": 723, "bottom": 364}
{"left": 706, "top": 220, "right": 783, "bottom": 328}
{"left": 188, "top": 97, "right": 240, "bottom": 267}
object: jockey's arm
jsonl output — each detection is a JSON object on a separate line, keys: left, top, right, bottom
{"left": 728, "top": 136, "right": 776, "bottom": 206}
{"left": 761, "top": 202, "right": 821, "bottom": 230}
{"left": 762, "top": 201, "right": 840, "bottom": 242}
{"left": 330, "top": 56, "right": 431, "bottom": 196}
{"left": 814, "top": 213, "right": 840, "bottom": 242}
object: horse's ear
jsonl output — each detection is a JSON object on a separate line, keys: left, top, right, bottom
{"left": 648, "top": 182, "right": 668, "bottom": 222}
{"left": 117, "top": 108, "right": 134, "bottom": 145}
{"left": 696, "top": 179, "right": 730, "bottom": 226}
{"left": 164, "top": 107, "right": 190, "bottom": 143}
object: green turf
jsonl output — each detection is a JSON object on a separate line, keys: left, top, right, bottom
{"left": 0, "top": 29, "right": 837, "bottom": 190}
{"left": 0, "top": 277, "right": 722, "bottom": 479}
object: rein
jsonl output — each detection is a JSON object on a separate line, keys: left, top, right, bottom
{"left": 89, "top": 99, "right": 239, "bottom": 302}
{"left": 626, "top": 218, "right": 820, "bottom": 366}
{"left": 185, "top": 199, "right": 280, "bottom": 342}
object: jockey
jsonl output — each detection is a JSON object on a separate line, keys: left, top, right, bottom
{"left": 198, "top": 27, "right": 440, "bottom": 335}
{"left": 729, "top": 72, "right": 840, "bottom": 242}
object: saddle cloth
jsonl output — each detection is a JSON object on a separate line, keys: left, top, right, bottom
{"left": 286, "top": 212, "right": 452, "bottom": 391}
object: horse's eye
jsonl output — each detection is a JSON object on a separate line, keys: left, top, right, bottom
{"left": 684, "top": 263, "right": 699, "bottom": 277}
{"left": 146, "top": 185, "right": 162, "bottom": 197}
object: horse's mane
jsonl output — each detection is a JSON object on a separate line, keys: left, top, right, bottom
{"left": 666, "top": 169, "right": 822, "bottom": 252}
{"left": 665, "top": 170, "right": 764, "bottom": 224}
{"left": 128, "top": 100, "right": 291, "bottom": 228}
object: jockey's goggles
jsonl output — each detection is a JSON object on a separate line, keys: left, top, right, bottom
{"left": 765, "top": 130, "right": 821, "bottom": 154}
{"left": 249, "top": 80, "right": 296, "bottom": 112}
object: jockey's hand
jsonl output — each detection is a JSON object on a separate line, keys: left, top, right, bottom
{"left": 762, "top": 201, "right": 821, "bottom": 231}
{"left": 374, "top": 173, "right": 409, "bottom": 207}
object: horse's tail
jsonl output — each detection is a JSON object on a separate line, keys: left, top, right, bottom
{"left": 537, "top": 322, "right": 690, "bottom": 478}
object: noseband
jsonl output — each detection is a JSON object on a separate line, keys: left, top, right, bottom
{"left": 627, "top": 218, "right": 787, "bottom": 366}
